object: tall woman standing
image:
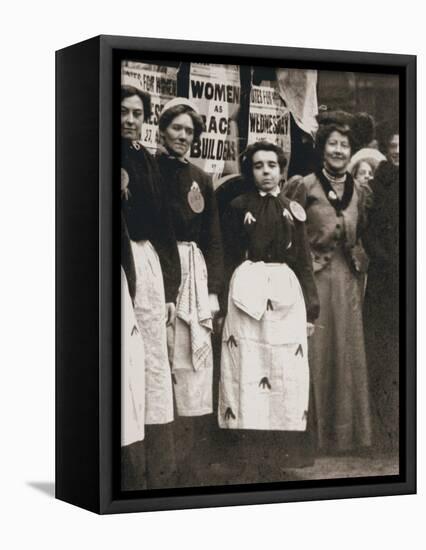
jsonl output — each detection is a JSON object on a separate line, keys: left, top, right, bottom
{"left": 121, "top": 85, "right": 181, "bottom": 489}
{"left": 157, "top": 98, "right": 224, "bottom": 484}
{"left": 285, "top": 112, "right": 373, "bottom": 454}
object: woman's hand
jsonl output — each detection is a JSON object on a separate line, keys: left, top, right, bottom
{"left": 165, "top": 302, "right": 176, "bottom": 327}
{"left": 307, "top": 322, "right": 315, "bottom": 338}
{"left": 209, "top": 293, "right": 220, "bottom": 317}
{"left": 214, "top": 315, "right": 225, "bottom": 334}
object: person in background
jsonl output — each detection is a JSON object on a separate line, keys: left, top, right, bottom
{"left": 348, "top": 112, "right": 386, "bottom": 174}
{"left": 363, "top": 121, "right": 400, "bottom": 454}
{"left": 218, "top": 141, "right": 319, "bottom": 479}
{"left": 351, "top": 159, "right": 374, "bottom": 187}
{"left": 157, "top": 98, "right": 224, "bottom": 486}
{"left": 285, "top": 111, "right": 373, "bottom": 455}
{"left": 121, "top": 85, "right": 181, "bottom": 489}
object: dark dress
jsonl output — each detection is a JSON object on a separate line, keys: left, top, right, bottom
{"left": 121, "top": 140, "right": 181, "bottom": 490}
{"left": 217, "top": 189, "right": 320, "bottom": 479}
{"left": 122, "top": 140, "right": 181, "bottom": 303}
{"left": 157, "top": 152, "right": 224, "bottom": 486}
{"left": 221, "top": 190, "right": 319, "bottom": 322}
{"left": 363, "top": 161, "right": 400, "bottom": 454}
{"left": 157, "top": 153, "right": 224, "bottom": 294}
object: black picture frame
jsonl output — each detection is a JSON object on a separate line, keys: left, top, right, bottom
{"left": 56, "top": 34, "right": 416, "bottom": 514}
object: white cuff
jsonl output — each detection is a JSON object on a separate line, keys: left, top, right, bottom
{"left": 209, "top": 293, "right": 220, "bottom": 315}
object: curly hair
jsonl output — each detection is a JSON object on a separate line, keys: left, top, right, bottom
{"left": 241, "top": 141, "right": 287, "bottom": 185}
{"left": 376, "top": 119, "right": 399, "bottom": 154}
{"left": 158, "top": 103, "right": 204, "bottom": 142}
{"left": 352, "top": 112, "right": 376, "bottom": 151}
{"left": 121, "top": 85, "right": 152, "bottom": 121}
{"left": 315, "top": 121, "right": 354, "bottom": 158}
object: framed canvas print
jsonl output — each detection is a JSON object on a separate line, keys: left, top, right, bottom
{"left": 56, "top": 35, "right": 416, "bottom": 514}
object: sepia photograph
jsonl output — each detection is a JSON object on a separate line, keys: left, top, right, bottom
{"left": 119, "top": 58, "right": 401, "bottom": 492}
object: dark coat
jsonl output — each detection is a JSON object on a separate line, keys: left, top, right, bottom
{"left": 121, "top": 140, "right": 181, "bottom": 304}
{"left": 363, "top": 161, "right": 399, "bottom": 288}
{"left": 220, "top": 189, "right": 320, "bottom": 323}
{"left": 157, "top": 153, "right": 224, "bottom": 295}
{"left": 363, "top": 161, "right": 400, "bottom": 451}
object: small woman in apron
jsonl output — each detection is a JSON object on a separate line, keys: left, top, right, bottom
{"left": 219, "top": 141, "right": 319, "bottom": 480}
{"left": 121, "top": 85, "right": 181, "bottom": 489}
{"left": 157, "top": 98, "right": 224, "bottom": 485}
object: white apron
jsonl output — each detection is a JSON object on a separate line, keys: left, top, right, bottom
{"left": 219, "top": 261, "right": 309, "bottom": 431}
{"left": 168, "top": 242, "right": 213, "bottom": 416}
{"left": 131, "top": 240, "right": 174, "bottom": 425}
{"left": 121, "top": 268, "right": 146, "bottom": 446}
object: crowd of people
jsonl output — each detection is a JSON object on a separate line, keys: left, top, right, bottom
{"left": 120, "top": 83, "right": 400, "bottom": 490}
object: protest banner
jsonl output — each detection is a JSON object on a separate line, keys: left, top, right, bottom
{"left": 189, "top": 63, "right": 241, "bottom": 180}
{"left": 121, "top": 62, "right": 178, "bottom": 153}
{"left": 248, "top": 84, "right": 291, "bottom": 178}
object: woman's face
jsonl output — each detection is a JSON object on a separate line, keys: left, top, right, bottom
{"left": 252, "top": 150, "right": 281, "bottom": 193}
{"left": 323, "top": 130, "right": 351, "bottom": 174}
{"left": 121, "top": 95, "right": 144, "bottom": 140}
{"left": 387, "top": 133, "right": 399, "bottom": 167}
{"left": 354, "top": 161, "right": 374, "bottom": 185}
{"left": 161, "top": 113, "right": 194, "bottom": 158}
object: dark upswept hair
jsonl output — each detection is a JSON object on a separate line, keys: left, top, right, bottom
{"left": 315, "top": 110, "right": 355, "bottom": 157}
{"left": 376, "top": 119, "right": 399, "bottom": 154}
{"left": 241, "top": 141, "right": 287, "bottom": 184}
{"left": 121, "top": 85, "right": 152, "bottom": 120}
{"left": 352, "top": 112, "right": 376, "bottom": 151}
{"left": 158, "top": 104, "right": 204, "bottom": 142}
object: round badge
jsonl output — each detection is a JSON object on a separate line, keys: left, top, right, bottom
{"left": 289, "top": 200, "right": 307, "bottom": 222}
{"left": 187, "top": 182, "right": 205, "bottom": 213}
{"left": 121, "top": 168, "right": 129, "bottom": 192}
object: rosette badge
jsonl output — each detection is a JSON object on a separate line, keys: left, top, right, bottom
{"left": 328, "top": 190, "right": 338, "bottom": 201}
{"left": 244, "top": 212, "right": 256, "bottom": 225}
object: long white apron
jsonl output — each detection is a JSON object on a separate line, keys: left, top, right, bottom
{"left": 121, "top": 268, "right": 146, "bottom": 446}
{"left": 219, "top": 261, "right": 309, "bottom": 431}
{"left": 131, "top": 240, "right": 174, "bottom": 425}
{"left": 168, "top": 242, "right": 213, "bottom": 417}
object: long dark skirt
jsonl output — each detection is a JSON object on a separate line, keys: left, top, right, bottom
{"left": 121, "top": 423, "right": 178, "bottom": 491}
{"left": 364, "top": 263, "right": 399, "bottom": 454}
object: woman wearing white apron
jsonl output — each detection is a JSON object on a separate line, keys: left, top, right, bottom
{"left": 219, "top": 141, "right": 319, "bottom": 480}
{"left": 157, "top": 98, "right": 224, "bottom": 485}
{"left": 121, "top": 86, "right": 181, "bottom": 489}
{"left": 121, "top": 260, "right": 146, "bottom": 489}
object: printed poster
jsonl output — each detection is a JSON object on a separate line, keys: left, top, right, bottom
{"left": 121, "top": 62, "right": 178, "bottom": 153}
{"left": 248, "top": 84, "right": 291, "bottom": 178}
{"left": 189, "top": 63, "right": 241, "bottom": 180}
